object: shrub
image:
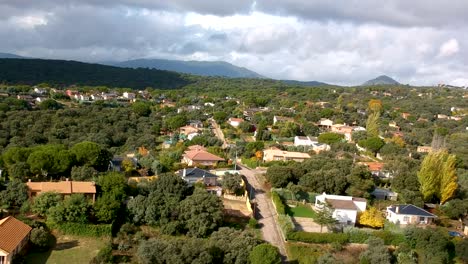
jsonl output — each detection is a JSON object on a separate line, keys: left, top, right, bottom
{"left": 47, "top": 222, "right": 111, "bottom": 237}
{"left": 278, "top": 214, "right": 294, "bottom": 236}
{"left": 249, "top": 244, "right": 282, "bottom": 264}
{"left": 90, "top": 242, "right": 113, "bottom": 264}
{"left": 287, "top": 231, "right": 348, "bottom": 244}
{"left": 248, "top": 218, "right": 258, "bottom": 229}
{"left": 30, "top": 227, "right": 55, "bottom": 251}
{"left": 345, "top": 228, "right": 371, "bottom": 244}
{"left": 271, "top": 191, "right": 286, "bottom": 215}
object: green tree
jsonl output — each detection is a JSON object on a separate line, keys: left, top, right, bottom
{"left": 418, "top": 150, "right": 458, "bottom": 204}
{"left": 70, "top": 141, "right": 111, "bottom": 171}
{"left": 441, "top": 199, "right": 468, "bottom": 220}
{"left": 359, "top": 237, "right": 391, "bottom": 264}
{"left": 318, "top": 132, "right": 344, "bottom": 144}
{"left": 0, "top": 179, "right": 28, "bottom": 208}
{"left": 31, "top": 192, "right": 62, "bottom": 217}
{"left": 222, "top": 173, "right": 243, "bottom": 194}
{"left": 70, "top": 165, "right": 97, "bottom": 181}
{"left": 30, "top": 227, "right": 55, "bottom": 251}
{"left": 249, "top": 244, "right": 281, "bottom": 264}
{"left": 180, "top": 189, "right": 224, "bottom": 237}
{"left": 132, "top": 101, "right": 151, "bottom": 116}
{"left": 366, "top": 99, "right": 382, "bottom": 137}
{"left": 267, "top": 166, "right": 295, "bottom": 188}
{"left": 39, "top": 99, "right": 63, "bottom": 110}
{"left": 315, "top": 202, "right": 337, "bottom": 233}
{"left": 48, "top": 194, "right": 90, "bottom": 223}
{"left": 358, "top": 137, "right": 385, "bottom": 154}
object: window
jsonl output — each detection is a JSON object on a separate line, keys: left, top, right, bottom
{"left": 0, "top": 256, "right": 4, "bottom": 264}
{"left": 403, "top": 216, "right": 410, "bottom": 223}
{"left": 419, "top": 217, "right": 426, "bottom": 223}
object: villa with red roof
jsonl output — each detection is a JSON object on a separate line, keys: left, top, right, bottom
{"left": 182, "top": 145, "right": 225, "bottom": 167}
{"left": 0, "top": 216, "right": 32, "bottom": 264}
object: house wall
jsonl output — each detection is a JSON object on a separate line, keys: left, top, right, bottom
{"left": 386, "top": 211, "right": 432, "bottom": 225}
{"left": 333, "top": 209, "right": 358, "bottom": 225}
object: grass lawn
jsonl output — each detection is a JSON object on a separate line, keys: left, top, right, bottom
{"left": 25, "top": 234, "right": 107, "bottom": 264}
{"left": 288, "top": 204, "right": 317, "bottom": 219}
{"left": 286, "top": 242, "right": 328, "bottom": 264}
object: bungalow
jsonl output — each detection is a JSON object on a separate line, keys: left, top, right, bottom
{"left": 371, "top": 188, "right": 398, "bottom": 201}
{"left": 26, "top": 180, "right": 96, "bottom": 202}
{"left": 359, "top": 162, "right": 391, "bottom": 178}
{"left": 182, "top": 145, "right": 225, "bottom": 167}
{"left": 177, "top": 167, "right": 218, "bottom": 186}
{"left": 0, "top": 216, "right": 32, "bottom": 264}
{"left": 123, "top": 92, "right": 136, "bottom": 100}
{"left": 331, "top": 124, "right": 353, "bottom": 141}
{"left": 318, "top": 118, "right": 333, "bottom": 128}
{"left": 179, "top": 125, "right": 200, "bottom": 136}
{"left": 293, "top": 136, "right": 330, "bottom": 153}
{"left": 263, "top": 147, "right": 311, "bottom": 162}
{"left": 294, "top": 136, "right": 315, "bottom": 146}
{"left": 315, "top": 193, "right": 367, "bottom": 226}
{"left": 386, "top": 204, "right": 436, "bottom": 225}
{"left": 228, "top": 117, "right": 244, "bottom": 128}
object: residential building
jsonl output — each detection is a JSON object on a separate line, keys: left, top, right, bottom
{"left": 359, "top": 162, "right": 391, "bottom": 178}
{"left": 182, "top": 145, "right": 225, "bottom": 167}
{"left": 417, "top": 146, "right": 432, "bottom": 153}
{"left": 123, "top": 92, "right": 136, "bottom": 99}
{"left": 331, "top": 124, "right": 353, "bottom": 141}
{"left": 294, "top": 136, "right": 315, "bottom": 146}
{"left": 293, "top": 136, "right": 330, "bottom": 153}
{"left": 315, "top": 193, "right": 367, "bottom": 226}
{"left": 177, "top": 167, "right": 218, "bottom": 186}
{"left": 26, "top": 180, "right": 96, "bottom": 202}
{"left": 263, "top": 147, "right": 311, "bottom": 162}
{"left": 228, "top": 117, "right": 244, "bottom": 127}
{"left": 318, "top": 118, "right": 333, "bottom": 128}
{"left": 179, "top": 125, "right": 200, "bottom": 136}
{"left": 386, "top": 205, "right": 436, "bottom": 225}
{"left": 0, "top": 216, "right": 32, "bottom": 264}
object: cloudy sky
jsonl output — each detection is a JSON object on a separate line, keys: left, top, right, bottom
{"left": 1, "top": 1, "right": 467, "bottom": 86}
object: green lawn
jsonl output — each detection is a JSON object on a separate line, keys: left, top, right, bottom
{"left": 288, "top": 204, "right": 317, "bottom": 219}
{"left": 25, "top": 235, "right": 107, "bottom": 264}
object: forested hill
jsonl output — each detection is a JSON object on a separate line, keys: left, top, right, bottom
{"left": 0, "top": 58, "right": 190, "bottom": 89}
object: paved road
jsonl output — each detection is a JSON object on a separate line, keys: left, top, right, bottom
{"left": 239, "top": 165, "right": 287, "bottom": 259}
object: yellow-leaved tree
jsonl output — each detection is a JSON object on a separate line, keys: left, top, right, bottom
{"left": 358, "top": 207, "right": 385, "bottom": 228}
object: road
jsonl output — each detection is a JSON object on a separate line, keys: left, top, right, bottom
{"left": 209, "top": 118, "right": 229, "bottom": 148}
{"left": 239, "top": 165, "right": 288, "bottom": 259}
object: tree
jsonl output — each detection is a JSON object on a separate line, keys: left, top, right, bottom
{"left": 358, "top": 207, "right": 385, "bottom": 228}
{"left": 358, "top": 137, "right": 385, "bottom": 154}
{"left": 346, "top": 165, "right": 375, "bottom": 198}
{"left": 71, "top": 165, "right": 97, "bottom": 181}
{"left": 315, "top": 203, "right": 337, "bottom": 233}
{"left": 267, "top": 166, "right": 295, "bottom": 188}
{"left": 30, "top": 227, "right": 55, "bottom": 251}
{"left": 31, "top": 192, "right": 62, "bottom": 217}
{"left": 366, "top": 99, "right": 382, "bottom": 137}
{"left": 47, "top": 194, "right": 90, "bottom": 223}
{"left": 179, "top": 189, "right": 224, "bottom": 237}
{"left": 39, "top": 99, "right": 63, "bottom": 110}
{"left": 94, "top": 172, "right": 127, "bottom": 222}
{"left": 318, "top": 132, "right": 344, "bottom": 144}
{"left": 222, "top": 173, "right": 243, "bottom": 194}
{"left": 404, "top": 227, "right": 449, "bottom": 263}
{"left": 127, "top": 195, "right": 147, "bottom": 224}
{"left": 0, "top": 179, "right": 28, "bottom": 208}
{"left": 441, "top": 199, "right": 468, "bottom": 220}
{"left": 359, "top": 237, "right": 391, "bottom": 264}
{"left": 132, "top": 101, "right": 151, "bottom": 116}
{"left": 209, "top": 227, "right": 261, "bottom": 264}
{"left": 418, "top": 150, "right": 458, "bottom": 204}
{"left": 70, "top": 141, "right": 111, "bottom": 171}
{"left": 249, "top": 244, "right": 281, "bottom": 264}
{"left": 455, "top": 239, "right": 468, "bottom": 263}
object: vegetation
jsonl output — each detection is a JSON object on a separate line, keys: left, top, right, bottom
{"left": 249, "top": 244, "right": 282, "bottom": 264}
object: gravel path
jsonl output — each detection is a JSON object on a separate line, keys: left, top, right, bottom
{"left": 239, "top": 165, "right": 288, "bottom": 260}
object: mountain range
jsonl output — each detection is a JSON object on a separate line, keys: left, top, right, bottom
{"left": 0, "top": 52, "right": 402, "bottom": 87}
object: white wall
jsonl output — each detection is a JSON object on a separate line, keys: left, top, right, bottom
{"left": 333, "top": 209, "right": 358, "bottom": 225}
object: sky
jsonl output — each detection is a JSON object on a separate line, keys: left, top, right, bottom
{"left": 1, "top": 1, "right": 467, "bottom": 86}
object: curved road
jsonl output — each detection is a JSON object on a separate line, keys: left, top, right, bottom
{"left": 239, "top": 165, "right": 287, "bottom": 259}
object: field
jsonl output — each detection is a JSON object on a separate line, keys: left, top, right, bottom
{"left": 288, "top": 204, "right": 317, "bottom": 218}
{"left": 25, "top": 234, "right": 107, "bottom": 264}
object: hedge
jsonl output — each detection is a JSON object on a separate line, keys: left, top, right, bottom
{"left": 271, "top": 191, "right": 286, "bottom": 215}
{"left": 47, "top": 222, "right": 112, "bottom": 237}
{"left": 345, "top": 227, "right": 406, "bottom": 245}
{"left": 287, "top": 231, "right": 348, "bottom": 244}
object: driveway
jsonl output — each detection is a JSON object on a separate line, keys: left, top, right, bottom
{"left": 238, "top": 165, "right": 287, "bottom": 259}
{"left": 209, "top": 118, "right": 228, "bottom": 148}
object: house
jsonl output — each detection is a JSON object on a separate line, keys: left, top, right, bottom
{"left": 331, "top": 124, "right": 353, "bottom": 141}
{"left": 417, "top": 146, "right": 432, "bottom": 153}
{"left": 273, "top": 116, "right": 294, "bottom": 125}
{"left": 263, "top": 147, "right": 311, "bottom": 162}
{"left": 182, "top": 145, "right": 225, "bottom": 167}
{"left": 179, "top": 125, "right": 200, "bottom": 136}
{"left": 90, "top": 94, "right": 103, "bottom": 101}
{"left": 0, "top": 216, "right": 32, "bottom": 264}
{"left": 188, "top": 120, "right": 204, "bottom": 128}
{"left": 293, "top": 136, "right": 330, "bottom": 153}
{"left": 26, "top": 180, "right": 96, "bottom": 202}
{"left": 177, "top": 167, "right": 218, "bottom": 186}
{"left": 386, "top": 204, "right": 436, "bottom": 225}
{"left": 123, "top": 92, "right": 136, "bottom": 100}
{"left": 294, "top": 136, "right": 315, "bottom": 146}
{"left": 371, "top": 188, "right": 398, "bottom": 201}
{"left": 33, "top": 87, "right": 48, "bottom": 94}
{"left": 401, "top": 112, "right": 411, "bottom": 119}
{"left": 319, "top": 118, "right": 333, "bottom": 128}
{"left": 359, "top": 162, "right": 391, "bottom": 178}
{"left": 315, "top": 193, "right": 367, "bottom": 226}
{"left": 228, "top": 117, "right": 244, "bottom": 127}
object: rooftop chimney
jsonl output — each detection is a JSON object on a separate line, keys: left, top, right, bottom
{"left": 28, "top": 179, "right": 31, "bottom": 182}
{"left": 395, "top": 206, "right": 399, "bottom": 214}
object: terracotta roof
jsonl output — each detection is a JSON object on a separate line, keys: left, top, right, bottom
{"left": 184, "top": 150, "right": 224, "bottom": 161}
{"left": 0, "top": 216, "right": 32, "bottom": 253}
{"left": 229, "top": 118, "right": 244, "bottom": 122}
{"left": 26, "top": 181, "right": 96, "bottom": 194}
{"left": 326, "top": 198, "right": 358, "bottom": 210}
{"left": 187, "top": 145, "right": 206, "bottom": 151}
{"left": 361, "top": 162, "right": 385, "bottom": 171}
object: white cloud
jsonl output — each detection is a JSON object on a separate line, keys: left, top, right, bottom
{"left": 438, "top": 38, "right": 460, "bottom": 57}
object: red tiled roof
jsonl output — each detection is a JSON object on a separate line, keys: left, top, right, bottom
{"left": 184, "top": 150, "right": 224, "bottom": 161}
{"left": 361, "top": 162, "right": 384, "bottom": 171}
{"left": 26, "top": 181, "right": 96, "bottom": 194}
{"left": 0, "top": 216, "right": 32, "bottom": 253}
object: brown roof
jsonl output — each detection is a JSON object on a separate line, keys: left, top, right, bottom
{"left": 229, "top": 118, "right": 244, "bottom": 122}
{"left": 0, "top": 216, "right": 32, "bottom": 253}
{"left": 26, "top": 181, "right": 96, "bottom": 194}
{"left": 361, "top": 162, "right": 385, "bottom": 171}
{"left": 184, "top": 150, "right": 224, "bottom": 161}
{"left": 326, "top": 198, "right": 358, "bottom": 210}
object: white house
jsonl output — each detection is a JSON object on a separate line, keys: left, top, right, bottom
{"left": 319, "top": 118, "right": 333, "bottom": 128}
{"left": 294, "top": 136, "right": 315, "bottom": 146}
{"left": 228, "top": 117, "right": 244, "bottom": 127}
{"left": 123, "top": 92, "right": 136, "bottom": 99}
{"left": 386, "top": 204, "right": 436, "bottom": 225}
{"left": 315, "top": 193, "right": 367, "bottom": 226}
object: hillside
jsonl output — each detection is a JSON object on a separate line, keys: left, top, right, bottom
{"left": 362, "top": 75, "right": 400, "bottom": 86}
{"left": 0, "top": 52, "right": 28, "bottom": 59}
{"left": 113, "top": 58, "right": 264, "bottom": 78}
{"left": 281, "top": 79, "right": 329, "bottom": 87}
{"left": 0, "top": 59, "right": 190, "bottom": 89}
